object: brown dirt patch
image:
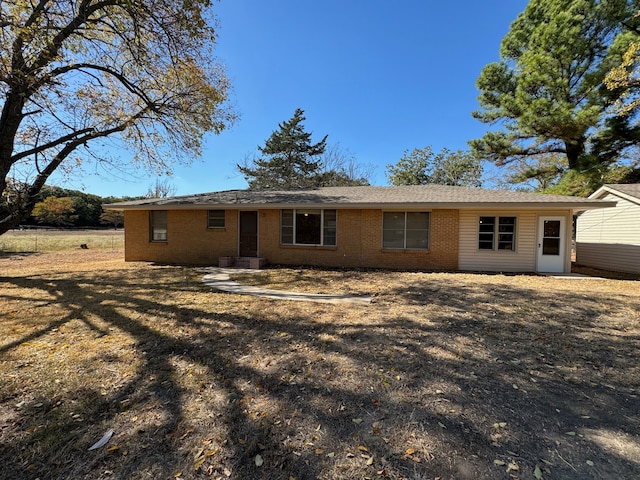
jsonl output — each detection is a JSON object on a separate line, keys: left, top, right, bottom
{"left": 1, "top": 252, "right": 639, "bottom": 479}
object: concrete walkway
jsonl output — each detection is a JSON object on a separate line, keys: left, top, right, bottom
{"left": 201, "top": 268, "right": 372, "bottom": 305}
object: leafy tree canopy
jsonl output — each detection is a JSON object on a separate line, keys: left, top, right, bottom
{"left": 0, "top": 0, "right": 235, "bottom": 235}
{"left": 238, "top": 109, "right": 370, "bottom": 189}
{"left": 471, "top": 0, "right": 640, "bottom": 184}
{"left": 386, "top": 147, "right": 483, "bottom": 187}
{"left": 32, "top": 196, "right": 77, "bottom": 227}
{"left": 604, "top": 9, "right": 640, "bottom": 119}
{"left": 100, "top": 209, "right": 124, "bottom": 229}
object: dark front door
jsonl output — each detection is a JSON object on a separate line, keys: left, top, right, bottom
{"left": 239, "top": 211, "right": 258, "bottom": 257}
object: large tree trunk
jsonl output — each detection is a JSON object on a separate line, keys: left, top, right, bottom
{"left": 564, "top": 138, "right": 585, "bottom": 170}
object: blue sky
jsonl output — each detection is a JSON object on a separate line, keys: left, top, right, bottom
{"left": 62, "top": 0, "right": 529, "bottom": 197}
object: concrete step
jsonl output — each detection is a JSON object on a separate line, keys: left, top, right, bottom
{"left": 218, "top": 256, "right": 267, "bottom": 269}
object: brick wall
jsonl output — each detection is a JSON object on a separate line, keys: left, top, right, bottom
{"left": 124, "top": 210, "right": 238, "bottom": 264}
{"left": 259, "top": 209, "right": 458, "bottom": 270}
{"left": 124, "top": 208, "right": 459, "bottom": 270}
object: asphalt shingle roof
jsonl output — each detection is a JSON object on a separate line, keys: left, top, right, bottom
{"left": 603, "top": 183, "right": 640, "bottom": 199}
{"left": 104, "top": 185, "right": 615, "bottom": 210}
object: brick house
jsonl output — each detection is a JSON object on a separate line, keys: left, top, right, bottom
{"left": 104, "top": 185, "right": 615, "bottom": 273}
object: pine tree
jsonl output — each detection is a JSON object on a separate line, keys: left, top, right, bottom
{"left": 471, "top": 0, "right": 640, "bottom": 186}
{"left": 238, "top": 109, "right": 327, "bottom": 189}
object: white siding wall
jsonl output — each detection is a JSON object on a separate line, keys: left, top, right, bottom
{"left": 576, "top": 193, "right": 640, "bottom": 244}
{"left": 459, "top": 210, "right": 537, "bottom": 272}
{"left": 575, "top": 243, "right": 640, "bottom": 274}
{"left": 576, "top": 192, "right": 640, "bottom": 274}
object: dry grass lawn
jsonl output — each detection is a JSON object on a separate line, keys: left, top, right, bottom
{"left": 1, "top": 250, "right": 639, "bottom": 480}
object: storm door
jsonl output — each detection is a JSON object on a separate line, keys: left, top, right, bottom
{"left": 536, "top": 216, "right": 565, "bottom": 273}
{"left": 239, "top": 211, "right": 258, "bottom": 257}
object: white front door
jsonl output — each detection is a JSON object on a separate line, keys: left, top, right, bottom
{"left": 537, "top": 216, "right": 566, "bottom": 273}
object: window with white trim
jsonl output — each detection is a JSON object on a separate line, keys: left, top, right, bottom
{"left": 383, "top": 211, "right": 430, "bottom": 249}
{"left": 478, "top": 216, "right": 516, "bottom": 250}
{"left": 150, "top": 210, "right": 167, "bottom": 242}
{"left": 207, "top": 210, "right": 225, "bottom": 228}
{"left": 281, "top": 209, "right": 336, "bottom": 246}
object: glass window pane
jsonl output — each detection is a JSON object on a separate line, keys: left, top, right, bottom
{"left": 150, "top": 211, "right": 167, "bottom": 242}
{"left": 282, "top": 210, "right": 294, "bottom": 226}
{"left": 497, "top": 217, "right": 515, "bottom": 250}
{"left": 281, "top": 227, "right": 293, "bottom": 244}
{"left": 406, "top": 230, "right": 428, "bottom": 249}
{"left": 479, "top": 217, "right": 494, "bottom": 228}
{"left": 323, "top": 210, "right": 336, "bottom": 246}
{"left": 478, "top": 216, "right": 494, "bottom": 249}
{"left": 383, "top": 212, "right": 405, "bottom": 230}
{"left": 406, "top": 212, "right": 429, "bottom": 249}
{"left": 406, "top": 212, "right": 428, "bottom": 229}
{"left": 544, "top": 220, "right": 560, "bottom": 238}
{"left": 498, "top": 222, "right": 515, "bottom": 233}
{"left": 207, "top": 210, "right": 225, "bottom": 228}
{"left": 281, "top": 210, "right": 293, "bottom": 244}
{"left": 383, "top": 211, "right": 429, "bottom": 249}
{"left": 543, "top": 238, "right": 560, "bottom": 255}
{"left": 152, "top": 228, "right": 167, "bottom": 242}
{"left": 383, "top": 229, "right": 405, "bottom": 248}
{"left": 296, "top": 210, "right": 321, "bottom": 244}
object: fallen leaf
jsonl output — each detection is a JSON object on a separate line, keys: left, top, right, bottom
{"left": 534, "top": 465, "right": 544, "bottom": 479}
{"left": 357, "top": 445, "right": 368, "bottom": 452}
{"left": 326, "top": 452, "right": 335, "bottom": 458}
{"left": 88, "top": 429, "right": 114, "bottom": 451}
{"left": 565, "top": 431, "right": 576, "bottom": 436}
{"left": 586, "top": 460, "right": 594, "bottom": 466}
{"left": 315, "top": 448, "right": 324, "bottom": 455}
{"left": 507, "top": 461, "right": 519, "bottom": 472}
{"left": 194, "top": 455, "right": 206, "bottom": 470}
{"left": 352, "top": 418, "right": 363, "bottom": 424}
{"left": 366, "top": 455, "right": 374, "bottom": 465}
{"left": 494, "top": 460, "right": 506, "bottom": 466}
{"left": 405, "top": 448, "right": 416, "bottom": 455}
{"left": 255, "top": 454, "right": 264, "bottom": 467}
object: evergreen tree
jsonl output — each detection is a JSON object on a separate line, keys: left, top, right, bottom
{"left": 238, "top": 109, "right": 328, "bottom": 189}
{"left": 471, "top": 0, "right": 640, "bottom": 188}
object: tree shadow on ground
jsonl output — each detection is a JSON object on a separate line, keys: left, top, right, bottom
{"left": 0, "top": 266, "right": 639, "bottom": 479}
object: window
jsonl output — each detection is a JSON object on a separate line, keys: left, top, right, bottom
{"left": 207, "top": 210, "right": 225, "bottom": 228}
{"left": 478, "top": 216, "right": 516, "bottom": 250}
{"left": 281, "top": 209, "right": 336, "bottom": 246}
{"left": 150, "top": 210, "right": 167, "bottom": 242}
{"left": 383, "top": 212, "right": 430, "bottom": 249}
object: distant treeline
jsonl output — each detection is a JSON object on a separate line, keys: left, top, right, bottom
{"left": 4, "top": 186, "right": 141, "bottom": 229}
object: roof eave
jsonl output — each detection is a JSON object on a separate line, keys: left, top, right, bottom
{"left": 103, "top": 201, "right": 617, "bottom": 211}
{"left": 590, "top": 185, "right": 640, "bottom": 205}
